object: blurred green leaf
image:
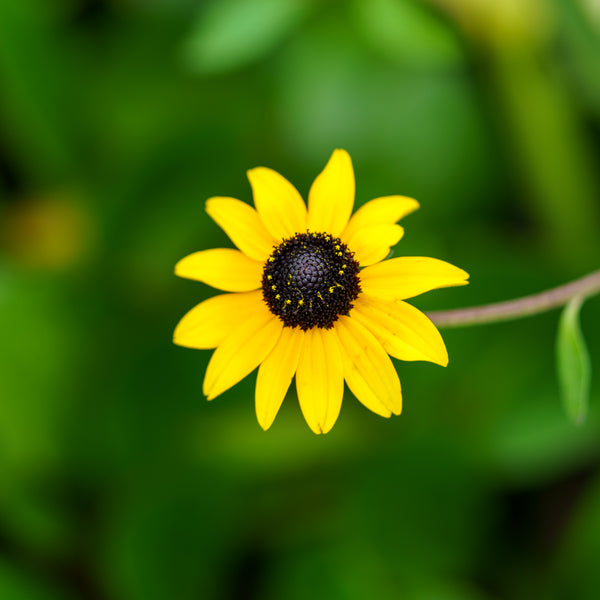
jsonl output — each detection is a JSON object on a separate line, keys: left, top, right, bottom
{"left": 554, "top": 0, "right": 600, "bottom": 114}
{"left": 182, "top": 0, "right": 311, "bottom": 74}
{"left": 558, "top": 473, "right": 600, "bottom": 599}
{"left": 274, "top": 17, "right": 490, "bottom": 210}
{"left": 352, "top": 0, "right": 462, "bottom": 66}
{"left": 0, "top": 0, "right": 79, "bottom": 182}
{"left": 0, "top": 559, "right": 71, "bottom": 600}
{"left": 0, "top": 271, "right": 72, "bottom": 472}
{"left": 556, "top": 296, "right": 591, "bottom": 425}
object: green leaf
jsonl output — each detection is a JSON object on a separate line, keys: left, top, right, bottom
{"left": 182, "top": 0, "right": 311, "bottom": 75}
{"left": 556, "top": 296, "right": 591, "bottom": 425}
{"left": 352, "top": 0, "right": 463, "bottom": 67}
{"left": 0, "top": 559, "right": 71, "bottom": 600}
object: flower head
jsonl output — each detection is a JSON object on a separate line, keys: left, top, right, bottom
{"left": 174, "top": 150, "right": 469, "bottom": 434}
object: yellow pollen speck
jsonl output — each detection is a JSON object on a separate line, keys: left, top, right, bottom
{"left": 271, "top": 285, "right": 277, "bottom": 290}
{"left": 284, "top": 299, "right": 291, "bottom": 305}
{"left": 335, "top": 244, "right": 340, "bottom": 250}
{"left": 267, "top": 275, "right": 272, "bottom": 280}
{"left": 329, "top": 287, "right": 334, "bottom": 293}
{"left": 338, "top": 270, "right": 344, "bottom": 275}
{"left": 268, "top": 257, "right": 274, "bottom": 263}
{"left": 298, "top": 299, "right": 304, "bottom": 306}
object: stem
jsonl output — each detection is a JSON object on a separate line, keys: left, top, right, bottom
{"left": 426, "top": 269, "right": 600, "bottom": 328}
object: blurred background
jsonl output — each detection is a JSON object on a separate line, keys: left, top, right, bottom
{"left": 1, "top": 0, "right": 600, "bottom": 598}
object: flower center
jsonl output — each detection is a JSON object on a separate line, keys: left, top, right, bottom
{"left": 262, "top": 232, "right": 361, "bottom": 330}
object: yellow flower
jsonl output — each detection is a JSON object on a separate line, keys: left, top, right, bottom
{"left": 174, "top": 150, "right": 468, "bottom": 434}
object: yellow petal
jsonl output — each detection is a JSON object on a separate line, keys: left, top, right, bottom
{"left": 174, "top": 291, "right": 262, "bottom": 349}
{"left": 307, "top": 149, "right": 355, "bottom": 237}
{"left": 360, "top": 256, "right": 469, "bottom": 299}
{"left": 247, "top": 167, "right": 307, "bottom": 241}
{"left": 205, "top": 196, "right": 276, "bottom": 262}
{"left": 255, "top": 327, "right": 305, "bottom": 431}
{"left": 352, "top": 296, "right": 448, "bottom": 366}
{"left": 175, "top": 248, "right": 263, "bottom": 292}
{"left": 203, "top": 302, "right": 282, "bottom": 400}
{"left": 335, "top": 316, "right": 402, "bottom": 417}
{"left": 345, "top": 223, "right": 404, "bottom": 267}
{"left": 295, "top": 327, "right": 344, "bottom": 434}
{"left": 342, "top": 195, "right": 419, "bottom": 240}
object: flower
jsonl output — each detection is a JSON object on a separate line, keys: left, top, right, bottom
{"left": 174, "top": 150, "right": 468, "bottom": 434}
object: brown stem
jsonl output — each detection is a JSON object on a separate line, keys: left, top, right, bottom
{"left": 426, "top": 269, "right": 600, "bottom": 328}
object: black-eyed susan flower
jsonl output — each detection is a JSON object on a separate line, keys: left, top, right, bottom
{"left": 174, "top": 150, "right": 468, "bottom": 434}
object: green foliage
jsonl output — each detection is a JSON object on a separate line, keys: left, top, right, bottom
{"left": 0, "top": 0, "right": 599, "bottom": 598}
{"left": 0, "top": 560, "right": 72, "bottom": 600}
{"left": 556, "top": 296, "right": 591, "bottom": 425}
{"left": 182, "top": 0, "right": 311, "bottom": 74}
{"left": 352, "top": 0, "right": 463, "bottom": 66}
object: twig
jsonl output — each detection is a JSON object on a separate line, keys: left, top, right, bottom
{"left": 427, "top": 269, "right": 600, "bottom": 328}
